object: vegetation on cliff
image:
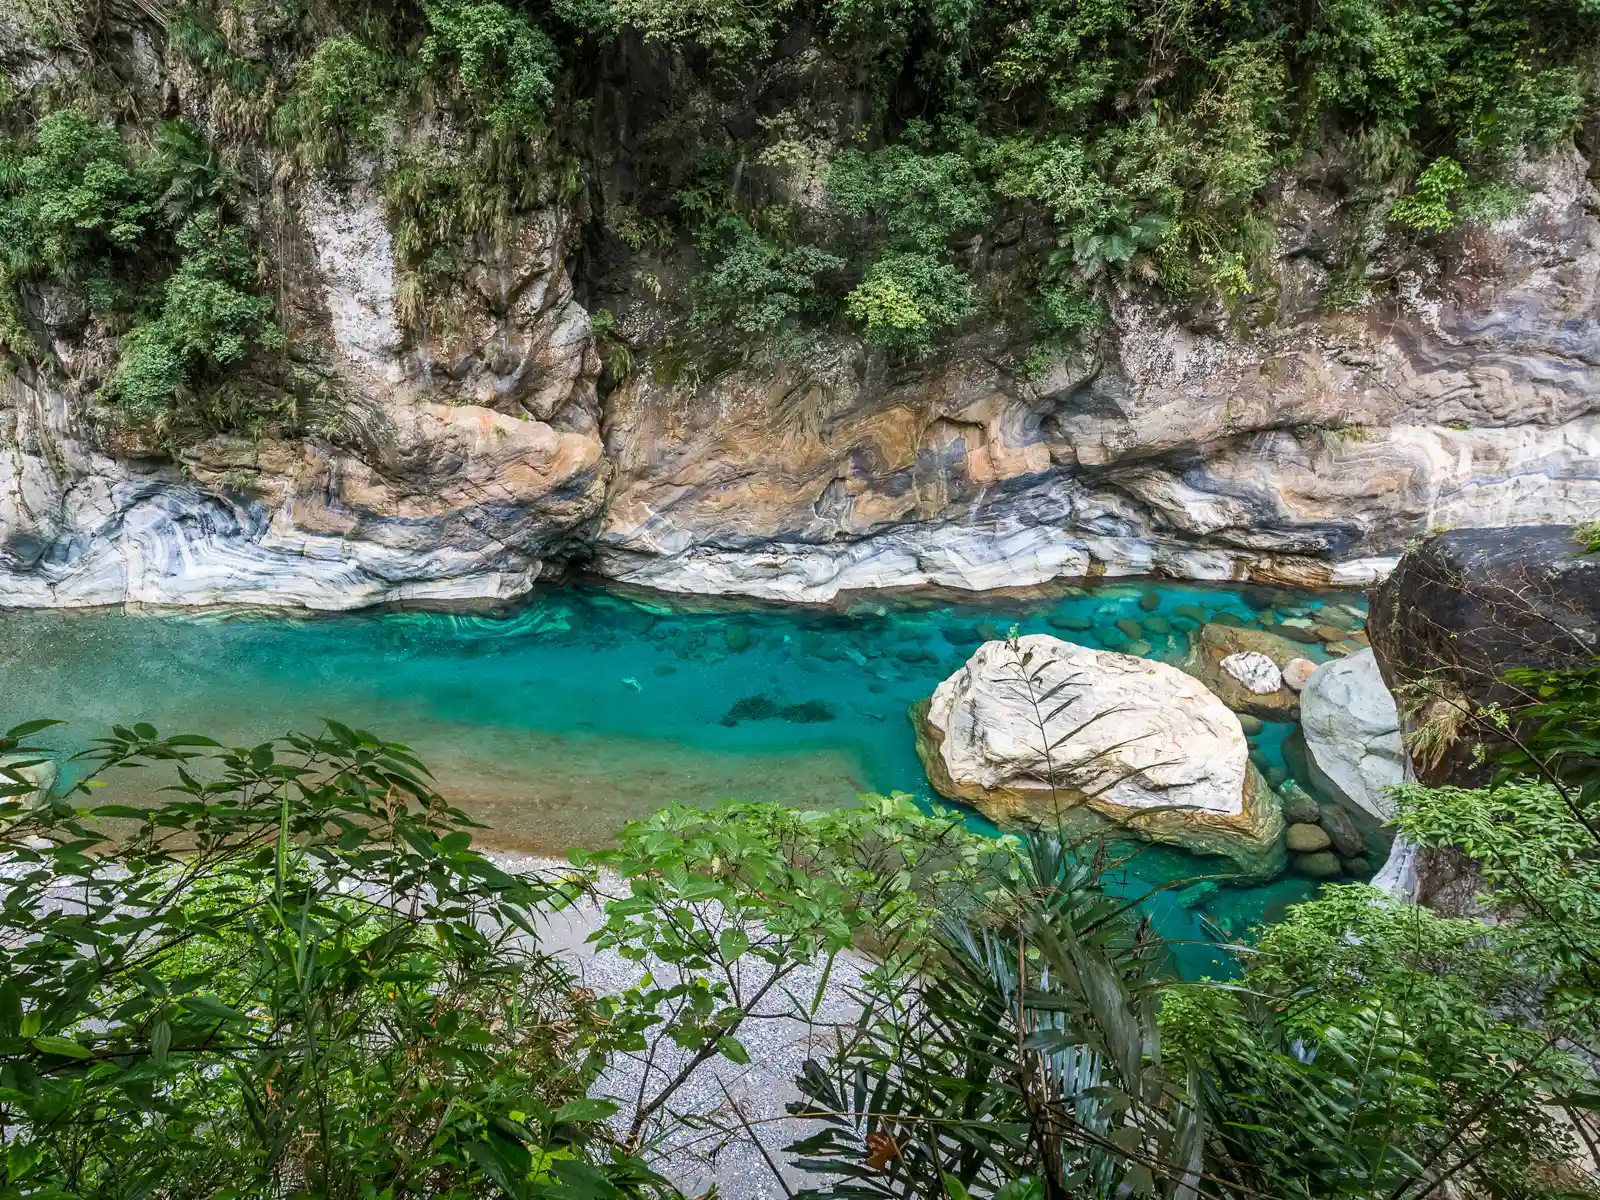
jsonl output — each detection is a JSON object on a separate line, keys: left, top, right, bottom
{"left": 0, "top": 0, "right": 1597, "bottom": 438}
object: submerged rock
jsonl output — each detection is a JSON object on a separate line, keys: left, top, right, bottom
{"left": 721, "top": 695, "right": 779, "bottom": 724}
{"left": 1300, "top": 649, "right": 1403, "bottom": 819}
{"left": 1293, "top": 851, "right": 1343, "bottom": 879}
{"left": 1046, "top": 612, "right": 1093, "bottom": 632}
{"left": 719, "top": 695, "right": 837, "bottom": 726}
{"left": 915, "top": 635, "right": 1285, "bottom": 877}
{"left": 779, "top": 700, "right": 837, "bottom": 723}
{"left": 1175, "top": 880, "right": 1220, "bottom": 910}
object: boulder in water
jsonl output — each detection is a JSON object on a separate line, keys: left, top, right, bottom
{"left": 1278, "top": 780, "right": 1322, "bottom": 825}
{"left": 915, "top": 635, "right": 1285, "bottom": 877}
{"left": 1183, "top": 623, "right": 1303, "bottom": 719}
{"left": 1318, "top": 802, "right": 1367, "bottom": 859}
{"left": 1300, "top": 648, "right": 1403, "bottom": 819}
{"left": 1293, "top": 851, "right": 1343, "bottom": 879}
{"left": 1282, "top": 658, "right": 1318, "bottom": 691}
{"left": 1286, "top": 822, "right": 1333, "bottom": 853}
{"left": 1222, "top": 651, "right": 1282, "bottom": 694}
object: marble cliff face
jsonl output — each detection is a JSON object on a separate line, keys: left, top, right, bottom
{"left": 3, "top": 147, "right": 1598, "bottom": 609}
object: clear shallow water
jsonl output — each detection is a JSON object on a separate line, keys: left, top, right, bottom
{"left": 0, "top": 578, "right": 1367, "bottom": 976}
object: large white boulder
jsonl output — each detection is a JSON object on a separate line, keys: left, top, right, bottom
{"left": 916, "top": 635, "right": 1285, "bottom": 876}
{"left": 1300, "top": 648, "right": 1404, "bottom": 819}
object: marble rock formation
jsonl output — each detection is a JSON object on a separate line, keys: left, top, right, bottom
{"left": 1300, "top": 649, "right": 1405, "bottom": 820}
{"left": 1182, "top": 624, "right": 1305, "bottom": 719}
{"left": 915, "top": 634, "right": 1286, "bottom": 876}
{"left": 595, "top": 150, "right": 1600, "bottom": 602}
{"left": 1222, "top": 651, "right": 1283, "bottom": 694}
{"left": 4, "top": 136, "right": 1600, "bottom": 608}
{"left": 0, "top": 178, "right": 608, "bottom": 610}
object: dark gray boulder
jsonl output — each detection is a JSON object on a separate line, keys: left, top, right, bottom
{"left": 1367, "top": 526, "right": 1600, "bottom": 786}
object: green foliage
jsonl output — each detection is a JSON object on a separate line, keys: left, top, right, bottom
{"left": 1032, "top": 282, "right": 1104, "bottom": 344}
{"left": 0, "top": 718, "right": 658, "bottom": 1198}
{"left": 1, "top": 107, "right": 152, "bottom": 279}
{"left": 0, "top": 106, "right": 283, "bottom": 431}
{"left": 789, "top": 837, "right": 1207, "bottom": 1199}
{"left": 167, "top": 6, "right": 272, "bottom": 97}
{"left": 1578, "top": 521, "right": 1600, "bottom": 554}
{"left": 583, "top": 0, "right": 796, "bottom": 53}
{"left": 275, "top": 36, "right": 394, "bottom": 167}
{"left": 421, "top": 0, "right": 561, "bottom": 137}
{"left": 1167, "top": 884, "right": 1583, "bottom": 1198}
{"left": 827, "top": 139, "right": 991, "bottom": 255}
{"left": 107, "top": 210, "right": 282, "bottom": 423}
{"left": 845, "top": 251, "right": 974, "bottom": 353}
{"left": 691, "top": 216, "right": 845, "bottom": 339}
{"left": 12, "top": 0, "right": 1596, "bottom": 380}
{"left": 824, "top": 136, "right": 988, "bottom": 351}
{"left": 1390, "top": 158, "right": 1470, "bottom": 233}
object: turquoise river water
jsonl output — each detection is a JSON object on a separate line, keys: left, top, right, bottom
{"left": 0, "top": 578, "right": 1370, "bottom": 975}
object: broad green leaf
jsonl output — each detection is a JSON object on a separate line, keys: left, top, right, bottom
{"left": 32, "top": 1035, "right": 95, "bottom": 1059}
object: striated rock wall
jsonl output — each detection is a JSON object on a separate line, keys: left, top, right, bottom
{"left": 0, "top": 169, "right": 611, "bottom": 610}
{"left": 3, "top": 145, "right": 1598, "bottom": 608}
{"left": 595, "top": 149, "right": 1600, "bottom": 601}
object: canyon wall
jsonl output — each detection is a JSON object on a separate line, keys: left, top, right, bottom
{"left": 3, "top": 137, "right": 1597, "bottom": 608}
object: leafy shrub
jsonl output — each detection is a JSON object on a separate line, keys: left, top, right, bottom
{"left": 584, "top": 0, "right": 798, "bottom": 54}
{"left": 827, "top": 138, "right": 991, "bottom": 254}
{"left": 692, "top": 216, "right": 844, "bottom": 338}
{"left": 0, "top": 718, "right": 653, "bottom": 1198}
{"left": 844, "top": 251, "right": 974, "bottom": 353}
{"left": 0, "top": 107, "right": 283, "bottom": 431}
{"left": 421, "top": 0, "right": 561, "bottom": 136}
{"left": 275, "top": 36, "right": 393, "bottom": 166}
{"left": 1, "top": 107, "right": 152, "bottom": 278}
{"left": 1390, "top": 157, "right": 1470, "bottom": 233}
{"left": 1031, "top": 282, "right": 1104, "bottom": 344}
{"left": 107, "top": 210, "right": 282, "bottom": 423}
